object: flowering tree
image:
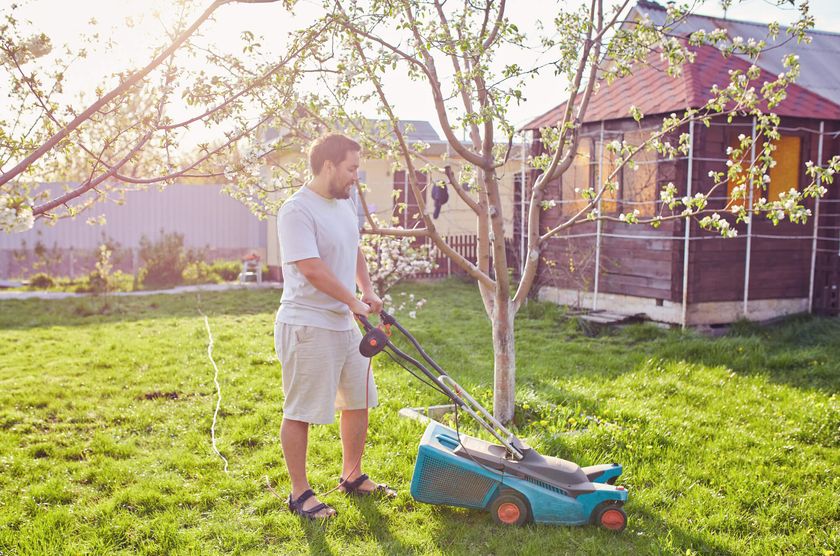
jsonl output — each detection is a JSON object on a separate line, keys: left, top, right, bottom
{"left": 2, "top": 0, "right": 838, "bottom": 422}
{"left": 290, "top": 0, "right": 838, "bottom": 423}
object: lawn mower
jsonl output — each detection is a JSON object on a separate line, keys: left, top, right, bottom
{"left": 356, "top": 312, "right": 628, "bottom": 530}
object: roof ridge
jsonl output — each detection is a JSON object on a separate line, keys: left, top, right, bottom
{"left": 521, "top": 41, "right": 840, "bottom": 130}
{"left": 690, "top": 43, "right": 840, "bottom": 113}
{"left": 635, "top": 0, "right": 840, "bottom": 38}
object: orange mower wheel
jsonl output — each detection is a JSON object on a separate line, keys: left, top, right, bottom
{"left": 595, "top": 505, "right": 627, "bottom": 532}
{"left": 489, "top": 491, "right": 530, "bottom": 526}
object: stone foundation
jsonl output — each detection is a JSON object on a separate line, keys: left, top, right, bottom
{"left": 538, "top": 287, "right": 809, "bottom": 326}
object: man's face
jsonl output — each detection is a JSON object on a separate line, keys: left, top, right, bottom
{"left": 326, "top": 150, "right": 360, "bottom": 200}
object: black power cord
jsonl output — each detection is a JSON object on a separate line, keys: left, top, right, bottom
{"left": 382, "top": 347, "right": 450, "bottom": 397}
{"left": 452, "top": 400, "right": 508, "bottom": 492}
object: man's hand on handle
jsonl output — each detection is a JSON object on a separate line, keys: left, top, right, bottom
{"left": 349, "top": 298, "right": 372, "bottom": 317}
{"left": 361, "top": 291, "right": 383, "bottom": 314}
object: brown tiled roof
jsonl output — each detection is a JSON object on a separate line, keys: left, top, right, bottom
{"left": 523, "top": 44, "right": 840, "bottom": 130}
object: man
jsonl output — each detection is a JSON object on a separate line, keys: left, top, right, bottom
{"left": 275, "top": 133, "right": 395, "bottom": 520}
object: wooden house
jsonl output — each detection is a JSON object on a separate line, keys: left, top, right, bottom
{"left": 521, "top": 1, "right": 840, "bottom": 324}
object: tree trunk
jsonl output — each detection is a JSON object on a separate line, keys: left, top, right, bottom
{"left": 492, "top": 300, "right": 516, "bottom": 424}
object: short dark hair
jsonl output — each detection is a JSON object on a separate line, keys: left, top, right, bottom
{"left": 309, "top": 134, "right": 361, "bottom": 175}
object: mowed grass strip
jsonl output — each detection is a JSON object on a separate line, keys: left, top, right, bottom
{"left": 0, "top": 281, "right": 837, "bottom": 555}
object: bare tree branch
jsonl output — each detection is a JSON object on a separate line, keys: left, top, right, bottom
{"left": 0, "top": 0, "right": 277, "bottom": 188}
{"left": 397, "top": 2, "right": 487, "bottom": 168}
{"left": 481, "top": 0, "right": 506, "bottom": 51}
{"left": 432, "top": 0, "right": 484, "bottom": 154}
{"left": 443, "top": 164, "right": 480, "bottom": 213}
{"left": 161, "top": 21, "right": 326, "bottom": 131}
{"left": 513, "top": 0, "right": 605, "bottom": 310}
{"left": 337, "top": 0, "right": 494, "bottom": 289}
{"left": 32, "top": 130, "right": 154, "bottom": 215}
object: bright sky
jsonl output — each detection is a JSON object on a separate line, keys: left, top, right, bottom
{"left": 9, "top": 0, "right": 840, "bottom": 143}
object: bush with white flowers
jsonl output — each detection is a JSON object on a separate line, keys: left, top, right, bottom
{"left": 360, "top": 221, "right": 436, "bottom": 317}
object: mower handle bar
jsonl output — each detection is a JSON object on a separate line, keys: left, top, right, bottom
{"left": 355, "top": 312, "right": 467, "bottom": 410}
{"left": 355, "top": 311, "right": 525, "bottom": 460}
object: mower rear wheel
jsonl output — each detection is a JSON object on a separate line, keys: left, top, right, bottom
{"left": 594, "top": 504, "right": 627, "bottom": 532}
{"left": 489, "top": 491, "right": 530, "bottom": 526}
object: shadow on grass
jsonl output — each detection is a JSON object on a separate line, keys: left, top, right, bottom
{"left": 423, "top": 499, "right": 735, "bottom": 555}
{"left": 624, "top": 505, "right": 736, "bottom": 555}
{"left": 300, "top": 520, "right": 335, "bottom": 556}
{"left": 345, "top": 497, "right": 414, "bottom": 555}
{"left": 391, "top": 289, "right": 840, "bottom": 400}
{"left": 647, "top": 315, "right": 840, "bottom": 393}
{"left": 508, "top": 308, "right": 840, "bottom": 395}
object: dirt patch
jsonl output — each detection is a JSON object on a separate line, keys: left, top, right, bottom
{"left": 140, "top": 391, "right": 180, "bottom": 401}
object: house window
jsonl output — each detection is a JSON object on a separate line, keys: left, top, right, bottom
{"left": 727, "top": 135, "right": 801, "bottom": 203}
{"left": 595, "top": 139, "right": 619, "bottom": 214}
{"left": 622, "top": 130, "right": 658, "bottom": 217}
{"left": 561, "top": 139, "right": 591, "bottom": 215}
{"left": 392, "top": 170, "right": 427, "bottom": 229}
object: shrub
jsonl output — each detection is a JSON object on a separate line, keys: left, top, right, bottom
{"left": 209, "top": 260, "right": 241, "bottom": 282}
{"left": 86, "top": 271, "right": 108, "bottom": 294}
{"left": 28, "top": 272, "right": 55, "bottom": 289}
{"left": 183, "top": 261, "right": 222, "bottom": 285}
{"left": 88, "top": 244, "right": 114, "bottom": 295}
{"left": 139, "top": 231, "right": 189, "bottom": 288}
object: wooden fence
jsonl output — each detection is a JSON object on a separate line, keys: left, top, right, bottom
{"left": 420, "top": 234, "right": 519, "bottom": 280}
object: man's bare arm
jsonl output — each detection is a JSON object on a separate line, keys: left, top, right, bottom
{"left": 356, "top": 247, "right": 383, "bottom": 313}
{"left": 295, "top": 257, "right": 370, "bottom": 315}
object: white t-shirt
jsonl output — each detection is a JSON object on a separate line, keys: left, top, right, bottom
{"left": 275, "top": 186, "right": 359, "bottom": 331}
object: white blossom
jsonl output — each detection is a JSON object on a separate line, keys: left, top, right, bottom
{"left": 0, "top": 194, "right": 34, "bottom": 233}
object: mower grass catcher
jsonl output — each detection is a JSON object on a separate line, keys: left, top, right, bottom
{"left": 357, "top": 312, "right": 628, "bottom": 530}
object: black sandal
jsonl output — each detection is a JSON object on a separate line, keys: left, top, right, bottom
{"left": 338, "top": 474, "right": 397, "bottom": 498}
{"left": 287, "top": 489, "right": 336, "bottom": 520}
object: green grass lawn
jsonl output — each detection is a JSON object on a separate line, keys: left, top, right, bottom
{"left": 0, "top": 281, "right": 837, "bottom": 555}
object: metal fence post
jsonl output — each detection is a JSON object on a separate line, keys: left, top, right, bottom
{"left": 808, "top": 121, "right": 825, "bottom": 313}
{"left": 593, "top": 122, "right": 605, "bottom": 311}
{"left": 743, "top": 117, "right": 757, "bottom": 317}
{"left": 520, "top": 132, "right": 527, "bottom": 277}
{"left": 681, "top": 121, "right": 695, "bottom": 329}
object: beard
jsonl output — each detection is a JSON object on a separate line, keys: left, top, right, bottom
{"left": 328, "top": 177, "right": 353, "bottom": 199}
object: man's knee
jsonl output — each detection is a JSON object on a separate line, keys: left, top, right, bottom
{"left": 283, "top": 417, "right": 311, "bottom": 426}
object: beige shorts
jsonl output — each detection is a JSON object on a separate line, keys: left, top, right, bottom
{"left": 274, "top": 322, "right": 378, "bottom": 425}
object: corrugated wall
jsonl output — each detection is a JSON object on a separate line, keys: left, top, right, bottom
{"left": 0, "top": 184, "right": 266, "bottom": 278}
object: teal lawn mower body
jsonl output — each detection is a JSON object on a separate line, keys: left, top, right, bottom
{"left": 358, "top": 313, "right": 629, "bottom": 530}
{"left": 411, "top": 420, "right": 627, "bottom": 527}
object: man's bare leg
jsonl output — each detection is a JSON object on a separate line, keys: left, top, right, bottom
{"left": 280, "top": 417, "right": 335, "bottom": 517}
{"left": 339, "top": 408, "right": 368, "bottom": 483}
{"left": 339, "top": 408, "right": 395, "bottom": 496}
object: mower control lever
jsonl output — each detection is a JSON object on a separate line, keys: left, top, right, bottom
{"left": 379, "top": 310, "right": 397, "bottom": 326}
{"left": 355, "top": 311, "right": 395, "bottom": 332}
{"left": 354, "top": 313, "right": 378, "bottom": 332}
